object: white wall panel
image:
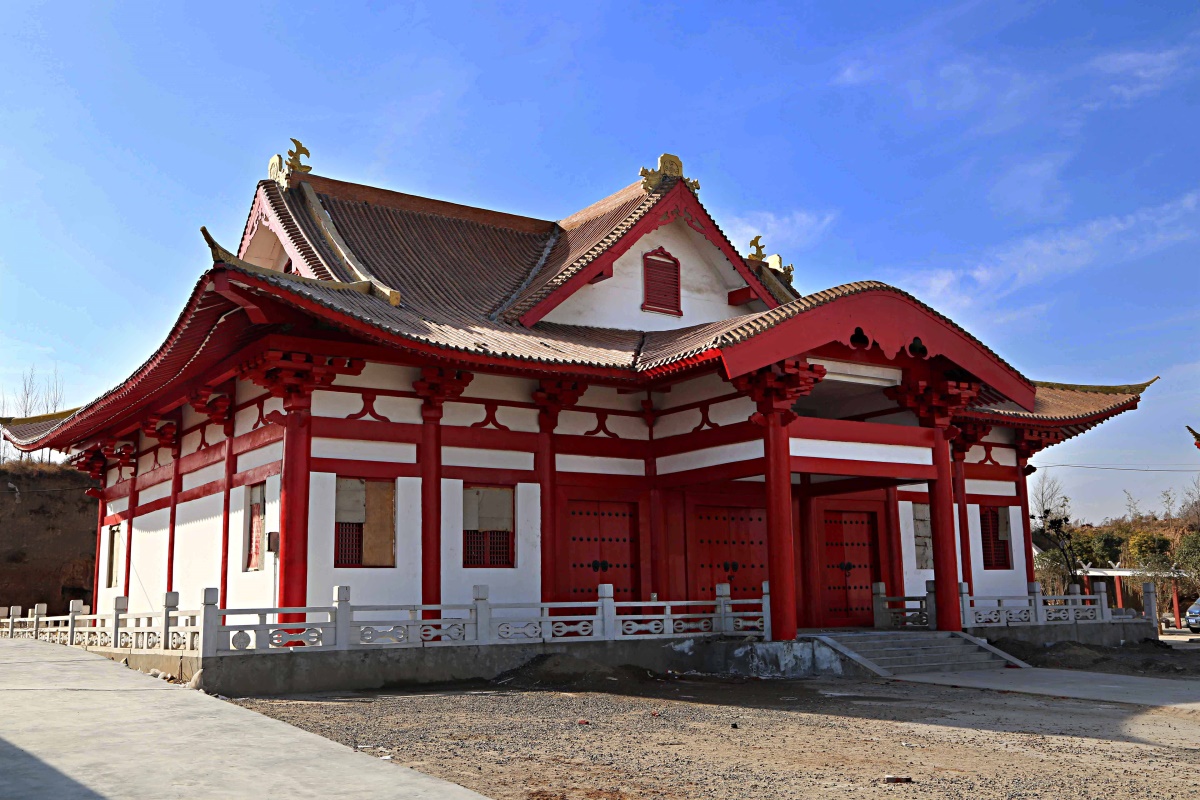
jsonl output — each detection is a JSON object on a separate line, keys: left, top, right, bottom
{"left": 965, "top": 480, "right": 1017, "bottom": 496}
{"left": 310, "top": 438, "right": 415, "bottom": 464}
{"left": 138, "top": 478, "right": 173, "bottom": 505}
{"left": 556, "top": 455, "right": 646, "bottom": 476}
{"left": 442, "top": 447, "right": 534, "bottom": 471}
{"left": 171, "top": 494, "right": 224, "bottom": 610}
{"left": 237, "top": 441, "right": 284, "bottom": 473}
{"left": 789, "top": 438, "right": 933, "bottom": 465}
{"left": 311, "top": 390, "right": 366, "bottom": 419}
{"left": 374, "top": 396, "right": 423, "bottom": 423}
{"left": 653, "top": 409, "right": 702, "bottom": 439}
{"left": 182, "top": 462, "right": 225, "bottom": 492}
{"left": 656, "top": 440, "right": 763, "bottom": 475}
{"left": 127, "top": 508, "right": 169, "bottom": 612}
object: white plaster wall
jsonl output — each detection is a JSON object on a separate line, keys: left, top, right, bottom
{"left": 442, "top": 447, "right": 534, "bottom": 471}
{"left": 234, "top": 396, "right": 282, "bottom": 437}
{"left": 374, "top": 396, "right": 423, "bottom": 423}
{"left": 331, "top": 362, "right": 421, "bottom": 390}
{"left": 967, "top": 504, "right": 1029, "bottom": 598}
{"left": 224, "top": 475, "right": 281, "bottom": 610}
{"left": 576, "top": 385, "right": 643, "bottom": 412}
{"left": 462, "top": 373, "right": 540, "bottom": 403}
{"left": 138, "top": 478, "right": 173, "bottom": 505}
{"left": 966, "top": 480, "right": 1017, "bottom": 496}
{"left": 789, "top": 438, "right": 932, "bottom": 465}
{"left": 440, "top": 480, "right": 541, "bottom": 614}
{"left": 310, "top": 438, "right": 415, "bottom": 464}
{"left": 107, "top": 497, "right": 128, "bottom": 517}
{"left": 127, "top": 508, "right": 169, "bottom": 612}
{"left": 707, "top": 396, "right": 757, "bottom": 427}
{"left": 238, "top": 441, "right": 284, "bottom": 473}
{"left": 657, "top": 372, "right": 733, "bottom": 410}
{"left": 966, "top": 444, "right": 1017, "bottom": 466}
{"left": 983, "top": 427, "right": 1016, "bottom": 445}
{"left": 171, "top": 494, "right": 224, "bottom": 610}
{"left": 542, "top": 219, "right": 751, "bottom": 331}
{"left": 306, "top": 473, "right": 422, "bottom": 616}
{"left": 556, "top": 455, "right": 645, "bottom": 475}
{"left": 182, "top": 462, "right": 224, "bottom": 492}
{"left": 654, "top": 409, "right": 702, "bottom": 438}
{"left": 553, "top": 409, "right": 648, "bottom": 440}
{"left": 899, "top": 501, "right": 933, "bottom": 597}
{"left": 443, "top": 401, "right": 486, "bottom": 427}
{"left": 657, "top": 440, "right": 763, "bottom": 475}
{"left": 311, "top": 390, "right": 366, "bottom": 419}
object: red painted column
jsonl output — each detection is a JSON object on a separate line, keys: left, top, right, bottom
{"left": 930, "top": 427, "right": 962, "bottom": 631}
{"left": 217, "top": 430, "right": 235, "bottom": 606}
{"left": 278, "top": 394, "right": 313, "bottom": 613}
{"left": 763, "top": 409, "right": 798, "bottom": 640}
{"left": 885, "top": 487, "right": 906, "bottom": 596}
{"left": 1173, "top": 580, "right": 1182, "bottom": 629}
{"left": 535, "top": 410, "right": 555, "bottom": 602}
{"left": 123, "top": 459, "right": 139, "bottom": 599}
{"left": 1114, "top": 576, "right": 1124, "bottom": 608}
{"left": 165, "top": 444, "right": 182, "bottom": 592}
{"left": 1016, "top": 460, "right": 1036, "bottom": 584}
{"left": 420, "top": 400, "right": 443, "bottom": 607}
{"left": 91, "top": 475, "right": 106, "bottom": 608}
{"left": 952, "top": 457, "right": 974, "bottom": 594}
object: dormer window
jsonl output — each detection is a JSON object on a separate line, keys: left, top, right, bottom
{"left": 641, "top": 247, "right": 682, "bottom": 316}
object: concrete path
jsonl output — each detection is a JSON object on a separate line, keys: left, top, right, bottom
{"left": 900, "top": 666, "right": 1200, "bottom": 712}
{"left": 0, "top": 638, "right": 491, "bottom": 799}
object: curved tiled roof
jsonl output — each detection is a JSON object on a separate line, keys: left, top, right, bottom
{"left": 960, "top": 379, "right": 1157, "bottom": 425}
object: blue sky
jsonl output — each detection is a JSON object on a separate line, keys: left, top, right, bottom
{"left": 0, "top": 2, "right": 1196, "bottom": 520}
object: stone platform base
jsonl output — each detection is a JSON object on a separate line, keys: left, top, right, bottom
{"left": 965, "top": 620, "right": 1157, "bottom": 649}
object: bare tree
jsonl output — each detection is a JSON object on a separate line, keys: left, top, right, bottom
{"left": 38, "top": 365, "right": 65, "bottom": 463}
{"left": 1123, "top": 490, "right": 1142, "bottom": 522}
{"left": 1031, "top": 471, "right": 1067, "bottom": 519}
{"left": 0, "top": 386, "right": 10, "bottom": 464}
{"left": 1161, "top": 488, "right": 1178, "bottom": 521}
{"left": 1182, "top": 475, "right": 1200, "bottom": 532}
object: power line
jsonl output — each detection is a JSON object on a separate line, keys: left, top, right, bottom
{"left": 1036, "top": 464, "right": 1200, "bottom": 473}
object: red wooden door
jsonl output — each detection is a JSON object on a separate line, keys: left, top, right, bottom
{"left": 821, "top": 511, "right": 880, "bottom": 627}
{"left": 562, "top": 500, "right": 639, "bottom": 600}
{"left": 687, "top": 505, "right": 768, "bottom": 601}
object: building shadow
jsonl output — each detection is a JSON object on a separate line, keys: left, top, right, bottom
{"left": 0, "top": 736, "right": 107, "bottom": 799}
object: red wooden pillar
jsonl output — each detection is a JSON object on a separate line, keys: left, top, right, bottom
{"left": 414, "top": 367, "right": 474, "bottom": 608}
{"left": 951, "top": 456, "right": 974, "bottom": 594}
{"left": 798, "top": 491, "right": 822, "bottom": 628}
{"left": 278, "top": 392, "right": 313, "bottom": 611}
{"left": 531, "top": 380, "right": 585, "bottom": 602}
{"left": 92, "top": 495, "right": 105, "bottom": 605}
{"left": 763, "top": 409, "right": 798, "bottom": 640}
{"left": 930, "top": 427, "right": 963, "bottom": 631}
{"left": 1114, "top": 575, "right": 1124, "bottom": 608}
{"left": 217, "top": 432, "right": 235, "bottom": 606}
{"left": 884, "top": 487, "right": 906, "bottom": 596}
{"left": 731, "top": 357, "right": 825, "bottom": 641}
{"left": 86, "top": 450, "right": 107, "bottom": 608}
{"left": 1173, "top": 580, "right": 1182, "bottom": 630}
{"left": 1017, "top": 460, "right": 1036, "bottom": 584}
{"left": 165, "top": 438, "right": 182, "bottom": 593}
{"left": 123, "top": 455, "right": 139, "bottom": 599}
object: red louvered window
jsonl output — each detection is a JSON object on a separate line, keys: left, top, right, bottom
{"left": 463, "top": 486, "right": 516, "bottom": 568}
{"left": 980, "top": 505, "right": 1013, "bottom": 570}
{"left": 641, "top": 247, "right": 682, "bottom": 316}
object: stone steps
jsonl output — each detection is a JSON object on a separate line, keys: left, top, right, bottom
{"left": 818, "top": 631, "right": 1022, "bottom": 676}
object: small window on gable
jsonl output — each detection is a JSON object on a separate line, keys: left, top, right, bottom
{"left": 334, "top": 477, "right": 396, "bottom": 568}
{"left": 641, "top": 247, "right": 682, "bottom": 316}
{"left": 980, "top": 505, "right": 1013, "bottom": 570}
{"left": 463, "top": 486, "right": 515, "bottom": 568}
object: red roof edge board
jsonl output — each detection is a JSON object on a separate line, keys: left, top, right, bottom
{"left": 718, "top": 290, "right": 1037, "bottom": 411}
{"left": 518, "top": 182, "right": 779, "bottom": 327}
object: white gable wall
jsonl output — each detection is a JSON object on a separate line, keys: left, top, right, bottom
{"left": 542, "top": 218, "right": 761, "bottom": 331}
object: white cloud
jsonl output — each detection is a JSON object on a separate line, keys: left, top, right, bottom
{"left": 988, "top": 152, "right": 1072, "bottom": 218}
{"left": 724, "top": 209, "right": 838, "bottom": 257}
{"left": 897, "top": 189, "right": 1200, "bottom": 316}
{"left": 831, "top": 60, "right": 877, "bottom": 86}
{"left": 1090, "top": 47, "right": 1188, "bottom": 102}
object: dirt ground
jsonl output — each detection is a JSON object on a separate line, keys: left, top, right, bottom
{"left": 235, "top": 655, "right": 1200, "bottom": 800}
{"left": 995, "top": 635, "right": 1200, "bottom": 679}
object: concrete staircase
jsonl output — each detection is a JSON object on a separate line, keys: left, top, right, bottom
{"left": 815, "top": 631, "right": 1028, "bottom": 677}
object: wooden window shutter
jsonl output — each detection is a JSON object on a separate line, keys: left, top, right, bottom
{"left": 642, "top": 247, "right": 682, "bottom": 315}
{"left": 362, "top": 480, "right": 396, "bottom": 567}
{"left": 980, "top": 506, "right": 1012, "bottom": 570}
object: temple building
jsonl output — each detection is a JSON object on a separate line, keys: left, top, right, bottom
{"left": 0, "top": 145, "right": 1153, "bottom": 640}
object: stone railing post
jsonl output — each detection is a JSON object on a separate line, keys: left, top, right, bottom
{"left": 924, "top": 580, "right": 938, "bottom": 630}
{"left": 959, "top": 582, "right": 972, "bottom": 628}
{"left": 161, "top": 591, "right": 179, "bottom": 652}
{"left": 67, "top": 600, "right": 82, "bottom": 646}
{"left": 1143, "top": 582, "right": 1158, "bottom": 627}
{"left": 598, "top": 584, "right": 618, "bottom": 639}
{"left": 332, "top": 586, "right": 351, "bottom": 650}
{"left": 1067, "top": 584, "right": 1081, "bottom": 621}
{"left": 1096, "top": 582, "right": 1111, "bottom": 622}
{"left": 112, "top": 597, "right": 128, "bottom": 649}
{"left": 200, "top": 587, "right": 220, "bottom": 659}
{"left": 761, "top": 581, "right": 772, "bottom": 641}
{"left": 715, "top": 583, "right": 732, "bottom": 634}
{"left": 473, "top": 585, "right": 492, "bottom": 644}
{"left": 872, "top": 582, "right": 889, "bottom": 629}
{"left": 8, "top": 606, "right": 20, "bottom": 638}
{"left": 1029, "top": 582, "right": 1045, "bottom": 624}
{"left": 0, "top": 607, "right": 7, "bottom": 639}
{"left": 32, "top": 603, "right": 46, "bottom": 640}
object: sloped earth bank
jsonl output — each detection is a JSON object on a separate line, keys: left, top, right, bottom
{"left": 994, "top": 637, "right": 1200, "bottom": 679}
{"left": 234, "top": 655, "right": 1200, "bottom": 800}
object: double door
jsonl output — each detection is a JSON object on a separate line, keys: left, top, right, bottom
{"left": 561, "top": 499, "right": 640, "bottom": 600}
{"left": 821, "top": 510, "right": 881, "bottom": 627}
{"left": 686, "top": 504, "right": 769, "bottom": 600}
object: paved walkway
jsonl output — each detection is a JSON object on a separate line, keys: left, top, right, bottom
{"left": 0, "top": 638, "right": 490, "bottom": 799}
{"left": 901, "top": 667, "right": 1200, "bottom": 712}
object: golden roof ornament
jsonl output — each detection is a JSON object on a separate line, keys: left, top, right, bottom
{"left": 639, "top": 153, "right": 700, "bottom": 194}
{"left": 765, "top": 253, "right": 795, "bottom": 285}
{"left": 268, "top": 138, "right": 312, "bottom": 188}
{"left": 746, "top": 235, "right": 766, "bottom": 261}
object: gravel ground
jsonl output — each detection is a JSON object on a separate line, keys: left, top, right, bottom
{"left": 232, "top": 655, "right": 1200, "bottom": 800}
